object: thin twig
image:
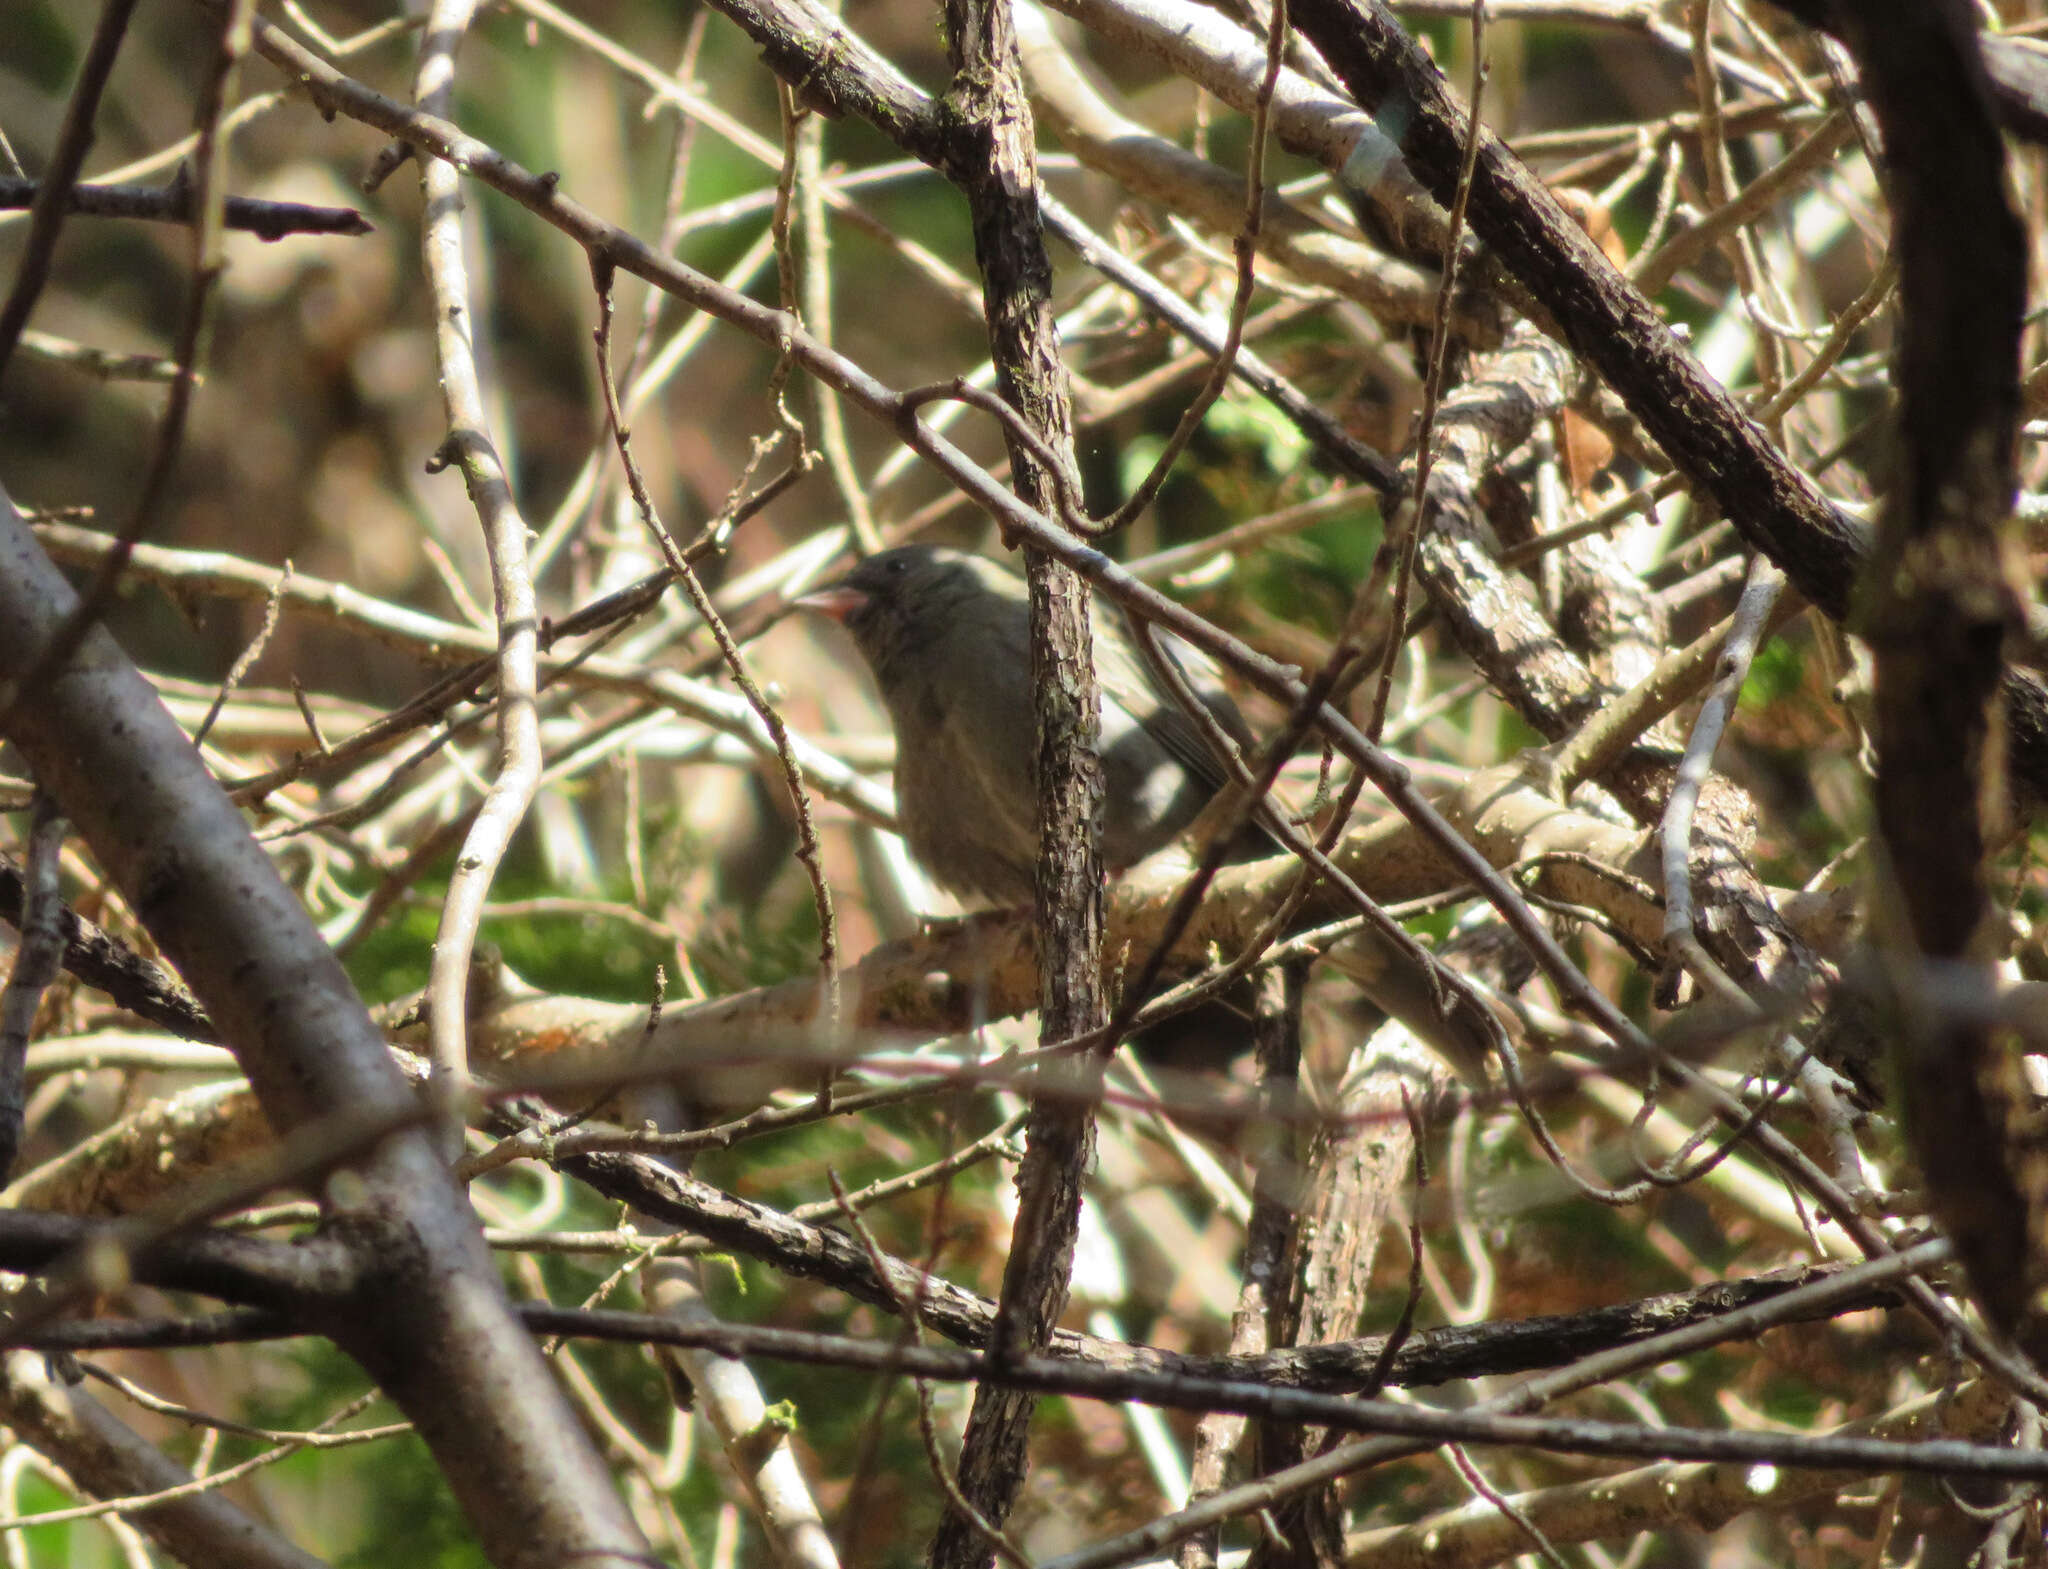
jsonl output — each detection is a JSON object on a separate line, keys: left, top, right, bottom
{"left": 0, "top": 0, "right": 146, "bottom": 379}
{"left": 1659, "top": 555, "right": 1787, "bottom": 955}
{"left": 589, "top": 260, "right": 842, "bottom": 1047}
{"left": 0, "top": 175, "right": 371, "bottom": 237}
{"left": 1093, "top": 0, "right": 1289, "bottom": 534}
{"left": 1032, "top": 1238, "right": 1955, "bottom": 1569}
{"left": 412, "top": 0, "right": 549, "bottom": 1157}
{"left": 191, "top": 562, "right": 291, "bottom": 749}
{"left": 0, "top": 0, "right": 252, "bottom": 732}
{"left": 15, "top": 330, "right": 181, "bottom": 382}
{"left": 0, "top": 1387, "right": 387, "bottom": 1535}
{"left": 1365, "top": 0, "right": 1488, "bottom": 740}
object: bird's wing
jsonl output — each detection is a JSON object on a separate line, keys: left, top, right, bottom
{"left": 1094, "top": 605, "right": 1254, "bottom": 794}
{"left": 1097, "top": 603, "right": 1298, "bottom": 862}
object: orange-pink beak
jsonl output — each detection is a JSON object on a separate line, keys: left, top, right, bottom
{"left": 795, "top": 585, "right": 867, "bottom": 623}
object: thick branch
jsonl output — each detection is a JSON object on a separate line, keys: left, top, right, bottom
{"left": 1834, "top": 0, "right": 2036, "bottom": 1358}
{"left": 927, "top": 0, "right": 1103, "bottom": 1561}
{"left": 0, "top": 485, "right": 647, "bottom": 1568}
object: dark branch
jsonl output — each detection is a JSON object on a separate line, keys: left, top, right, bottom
{"left": 1283, "top": 0, "right": 2048, "bottom": 814}
{"left": 0, "top": 176, "right": 373, "bottom": 240}
{"left": 553, "top": 1147, "right": 1914, "bottom": 1392}
{"left": 0, "top": 853, "right": 218, "bottom": 1042}
{"left": 1832, "top": 0, "right": 2036, "bottom": 1359}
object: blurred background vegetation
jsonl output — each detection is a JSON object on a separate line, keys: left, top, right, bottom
{"left": 2, "top": 0, "right": 2036, "bottom": 1564}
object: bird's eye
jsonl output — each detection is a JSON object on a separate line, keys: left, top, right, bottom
{"left": 886, "top": 558, "right": 906, "bottom": 575}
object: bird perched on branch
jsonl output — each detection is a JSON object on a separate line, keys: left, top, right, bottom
{"left": 799, "top": 544, "right": 1272, "bottom": 904}
{"left": 801, "top": 544, "right": 1501, "bottom": 1087}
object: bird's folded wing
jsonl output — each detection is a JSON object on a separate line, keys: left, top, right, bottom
{"left": 1095, "top": 608, "right": 1254, "bottom": 794}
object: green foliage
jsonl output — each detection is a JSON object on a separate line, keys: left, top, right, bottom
{"left": 1201, "top": 386, "right": 1311, "bottom": 477}
{"left": 341, "top": 858, "right": 675, "bottom": 1006}
{"left": 691, "top": 882, "right": 826, "bottom": 994}
{"left": 341, "top": 889, "right": 443, "bottom": 1005}
{"left": 1739, "top": 634, "right": 1807, "bottom": 710}
{"left": 1115, "top": 431, "right": 1169, "bottom": 502}
{"left": 1756, "top": 1375, "right": 1826, "bottom": 1431}
{"left": 3, "top": 2, "right": 77, "bottom": 91}
{"left": 10, "top": 1471, "right": 110, "bottom": 1569}
{"left": 1300, "top": 499, "right": 1383, "bottom": 584}
{"left": 331, "top": 1437, "right": 494, "bottom": 1569}
{"left": 212, "top": 1342, "right": 489, "bottom": 1569}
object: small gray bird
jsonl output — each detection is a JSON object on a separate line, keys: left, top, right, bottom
{"left": 800, "top": 545, "right": 1267, "bottom": 904}
{"left": 802, "top": 546, "right": 1500, "bottom": 1084}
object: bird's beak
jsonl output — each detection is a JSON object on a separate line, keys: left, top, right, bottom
{"left": 795, "top": 585, "right": 867, "bottom": 623}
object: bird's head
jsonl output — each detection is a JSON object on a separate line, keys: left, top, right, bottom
{"left": 797, "top": 545, "right": 1015, "bottom": 682}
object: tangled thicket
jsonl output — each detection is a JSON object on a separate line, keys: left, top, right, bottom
{"left": 2, "top": 0, "right": 2048, "bottom": 1566}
